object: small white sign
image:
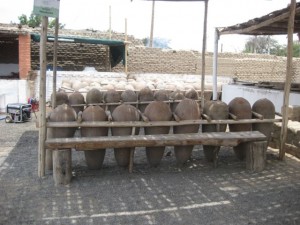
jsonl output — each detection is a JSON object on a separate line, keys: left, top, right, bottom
{"left": 33, "top": 0, "right": 60, "bottom": 18}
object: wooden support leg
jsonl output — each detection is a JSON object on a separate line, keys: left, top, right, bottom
{"left": 45, "top": 128, "right": 53, "bottom": 171}
{"left": 128, "top": 127, "right": 136, "bottom": 173}
{"left": 213, "top": 148, "right": 219, "bottom": 168}
{"left": 246, "top": 141, "right": 267, "bottom": 172}
{"left": 53, "top": 149, "right": 72, "bottom": 185}
{"left": 45, "top": 149, "right": 53, "bottom": 171}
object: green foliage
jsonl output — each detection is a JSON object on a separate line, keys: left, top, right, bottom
{"left": 48, "top": 19, "right": 65, "bottom": 29}
{"left": 18, "top": 13, "right": 65, "bottom": 29}
{"left": 243, "top": 35, "right": 300, "bottom": 57}
{"left": 142, "top": 37, "right": 171, "bottom": 49}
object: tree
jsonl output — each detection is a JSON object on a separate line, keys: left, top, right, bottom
{"left": 243, "top": 36, "right": 278, "bottom": 54}
{"left": 142, "top": 37, "right": 171, "bottom": 49}
{"left": 18, "top": 13, "right": 65, "bottom": 29}
{"left": 243, "top": 36, "right": 300, "bottom": 57}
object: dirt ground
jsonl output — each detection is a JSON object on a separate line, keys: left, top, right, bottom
{"left": 0, "top": 116, "right": 300, "bottom": 225}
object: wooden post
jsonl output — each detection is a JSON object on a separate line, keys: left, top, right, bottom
{"left": 52, "top": 17, "right": 59, "bottom": 109}
{"left": 279, "top": 0, "right": 296, "bottom": 160}
{"left": 125, "top": 18, "right": 128, "bottom": 74}
{"left": 246, "top": 141, "right": 267, "bottom": 172}
{"left": 149, "top": 0, "right": 155, "bottom": 47}
{"left": 53, "top": 149, "right": 72, "bottom": 185}
{"left": 38, "top": 16, "right": 48, "bottom": 177}
{"left": 201, "top": 0, "right": 208, "bottom": 111}
{"left": 109, "top": 5, "right": 112, "bottom": 40}
{"left": 128, "top": 127, "right": 136, "bottom": 173}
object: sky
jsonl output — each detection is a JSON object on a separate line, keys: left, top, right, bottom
{"left": 0, "top": 0, "right": 294, "bottom": 52}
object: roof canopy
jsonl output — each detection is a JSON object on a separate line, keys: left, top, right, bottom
{"left": 31, "top": 34, "right": 126, "bottom": 67}
{"left": 218, "top": 2, "right": 300, "bottom": 35}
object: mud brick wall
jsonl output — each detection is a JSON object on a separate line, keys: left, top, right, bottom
{"left": 270, "top": 121, "right": 300, "bottom": 158}
{"left": 31, "top": 42, "right": 110, "bottom": 71}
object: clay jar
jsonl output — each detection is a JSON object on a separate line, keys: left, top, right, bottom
{"left": 170, "top": 90, "right": 185, "bottom": 112}
{"left": 121, "top": 89, "right": 138, "bottom": 104}
{"left": 81, "top": 106, "right": 108, "bottom": 169}
{"left": 49, "top": 104, "right": 77, "bottom": 184}
{"left": 173, "top": 99, "right": 200, "bottom": 165}
{"left": 202, "top": 100, "right": 229, "bottom": 161}
{"left": 228, "top": 97, "right": 252, "bottom": 160}
{"left": 86, "top": 88, "right": 103, "bottom": 105}
{"left": 49, "top": 104, "right": 77, "bottom": 138}
{"left": 252, "top": 98, "right": 275, "bottom": 144}
{"left": 51, "top": 91, "right": 68, "bottom": 106}
{"left": 104, "top": 89, "right": 121, "bottom": 113}
{"left": 68, "top": 91, "right": 85, "bottom": 115}
{"left": 144, "top": 101, "right": 172, "bottom": 166}
{"left": 111, "top": 104, "right": 140, "bottom": 167}
{"left": 138, "top": 87, "right": 154, "bottom": 113}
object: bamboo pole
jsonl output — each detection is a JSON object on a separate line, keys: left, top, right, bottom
{"left": 38, "top": 16, "right": 48, "bottom": 177}
{"left": 201, "top": 0, "right": 208, "bottom": 110}
{"left": 212, "top": 28, "right": 219, "bottom": 100}
{"left": 52, "top": 17, "right": 59, "bottom": 109}
{"left": 279, "top": 0, "right": 296, "bottom": 160}
{"left": 47, "top": 118, "right": 282, "bottom": 128}
{"left": 125, "top": 18, "right": 128, "bottom": 74}
{"left": 149, "top": 0, "right": 155, "bottom": 47}
{"left": 109, "top": 5, "right": 112, "bottom": 40}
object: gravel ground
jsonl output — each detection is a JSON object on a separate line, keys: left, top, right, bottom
{"left": 0, "top": 117, "right": 300, "bottom": 225}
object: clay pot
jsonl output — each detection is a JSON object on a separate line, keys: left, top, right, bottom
{"left": 86, "top": 88, "right": 103, "bottom": 105}
{"left": 185, "top": 88, "right": 199, "bottom": 100}
{"left": 170, "top": 90, "right": 185, "bottom": 112}
{"left": 121, "top": 90, "right": 138, "bottom": 106}
{"left": 112, "top": 104, "right": 140, "bottom": 167}
{"left": 80, "top": 106, "right": 108, "bottom": 169}
{"left": 144, "top": 101, "right": 172, "bottom": 166}
{"left": 173, "top": 99, "right": 200, "bottom": 164}
{"left": 68, "top": 91, "right": 85, "bottom": 115}
{"left": 228, "top": 97, "right": 252, "bottom": 160}
{"left": 154, "top": 90, "right": 169, "bottom": 101}
{"left": 51, "top": 91, "right": 68, "bottom": 106}
{"left": 104, "top": 89, "right": 121, "bottom": 113}
{"left": 48, "top": 104, "right": 77, "bottom": 183}
{"left": 49, "top": 104, "right": 77, "bottom": 138}
{"left": 202, "top": 100, "right": 229, "bottom": 162}
{"left": 252, "top": 98, "right": 275, "bottom": 144}
{"left": 138, "top": 87, "right": 154, "bottom": 113}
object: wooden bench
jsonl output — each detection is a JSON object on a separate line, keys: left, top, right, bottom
{"left": 45, "top": 130, "right": 267, "bottom": 185}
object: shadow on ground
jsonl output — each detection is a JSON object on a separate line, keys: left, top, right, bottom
{"left": 0, "top": 126, "right": 300, "bottom": 225}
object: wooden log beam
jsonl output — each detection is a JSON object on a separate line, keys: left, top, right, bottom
{"left": 246, "top": 141, "right": 267, "bottom": 172}
{"left": 46, "top": 118, "right": 282, "bottom": 128}
{"left": 45, "top": 131, "right": 267, "bottom": 150}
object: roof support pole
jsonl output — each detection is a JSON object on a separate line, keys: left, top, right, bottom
{"left": 125, "top": 18, "right": 128, "bottom": 74}
{"left": 279, "top": 0, "right": 296, "bottom": 160}
{"left": 52, "top": 17, "right": 59, "bottom": 108}
{"left": 212, "top": 28, "right": 219, "bottom": 101}
{"left": 38, "top": 16, "right": 48, "bottom": 177}
{"left": 149, "top": 0, "right": 155, "bottom": 47}
{"left": 201, "top": 0, "right": 208, "bottom": 110}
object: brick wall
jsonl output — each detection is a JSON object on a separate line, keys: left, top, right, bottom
{"left": 19, "top": 34, "right": 31, "bottom": 80}
{"left": 28, "top": 33, "right": 300, "bottom": 83}
{"left": 31, "top": 42, "right": 110, "bottom": 71}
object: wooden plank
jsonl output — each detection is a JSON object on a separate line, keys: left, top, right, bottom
{"left": 129, "top": 127, "right": 136, "bottom": 173}
{"left": 47, "top": 118, "right": 282, "bottom": 128}
{"left": 45, "top": 131, "right": 266, "bottom": 150}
